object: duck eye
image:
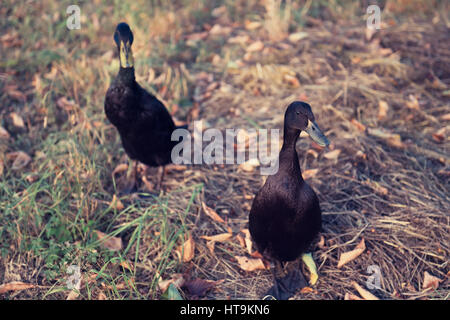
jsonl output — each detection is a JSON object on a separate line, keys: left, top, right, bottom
{"left": 296, "top": 111, "right": 300, "bottom": 115}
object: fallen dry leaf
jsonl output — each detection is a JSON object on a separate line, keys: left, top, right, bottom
{"left": 112, "top": 163, "right": 129, "bottom": 176}
{"left": 440, "top": 113, "right": 450, "bottom": 121}
{"left": 246, "top": 41, "right": 264, "bottom": 52}
{"left": 110, "top": 194, "right": 124, "bottom": 211}
{"left": 422, "top": 271, "right": 443, "bottom": 291}
{"left": 245, "top": 20, "right": 262, "bottom": 30}
{"left": 241, "top": 229, "right": 253, "bottom": 255}
{"left": 351, "top": 119, "right": 366, "bottom": 132}
{"left": 206, "top": 240, "right": 215, "bottom": 254}
{"left": 300, "top": 287, "right": 315, "bottom": 294}
{"left": 302, "top": 169, "right": 318, "bottom": 180}
{"left": 57, "top": 96, "right": 76, "bottom": 111}
{"left": 9, "top": 112, "right": 25, "bottom": 129}
{"left": 200, "top": 233, "right": 232, "bottom": 242}
{"left": 324, "top": 149, "right": 341, "bottom": 160}
{"left": 0, "top": 281, "right": 38, "bottom": 294}
{"left": 178, "top": 234, "right": 195, "bottom": 263}
{"left": 158, "top": 273, "right": 185, "bottom": 293}
{"left": 236, "top": 234, "right": 245, "bottom": 248}
{"left": 432, "top": 127, "right": 446, "bottom": 143}
{"left": 202, "top": 202, "right": 225, "bottom": 224}
{"left": 288, "top": 32, "right": 308, "bottom": 43}
{"left": 94, "top": 230, "right": 123, "bottom": 251}
{"left": 228, "top": 35, "right": 249, "bottom": 45}
{"left": 119, "top": 260, "right": 133, "bottom": 272}
{"left": 378, "top": 100, "right": 389, "bottom": 120}
{"left": 235, "top": 256, "right": 267, "bottom": 272}
{"left": 317, "top": 236, "right": 326, "bottom": 249}
{"left": 209, "top": 24, "right": 232, "bottom": 36}
{"left": 352, "top": 281, "right": 379, "bottom": 300}
{"left": 406, "top": 95, "right": 420, "bottom": 110}
{"left": 0, "top": 126, "right": 11, "bottom": 139}
{"left": 367, "top": 128, "right": 406, "bottom": 149}
{"left": 283, "top": 74, "right": 300, "bottom": 87}
{"left": 337, "top": 239, "right": 366, "bottom": 268}
{"left": 8, "top": 151, "right": 32, "bottom": 171}
{"left": 66, "top": 289, "right": 80, "bottom": 300}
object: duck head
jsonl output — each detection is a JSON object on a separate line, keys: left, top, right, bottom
{"left": 285, "top": 101, "right": 330, "bottom": 147}
{"left": 114, "top": 22, "right": 134, "bottom": 68}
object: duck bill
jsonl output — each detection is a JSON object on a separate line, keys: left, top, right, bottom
{"left": 119, "top": 40, "right": 134, "bottom": 68}
{"left": 305, "top": 119, "right": 330, "bottom": 147}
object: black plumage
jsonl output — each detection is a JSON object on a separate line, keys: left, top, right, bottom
{"left": 104, "top": 23, "right": 180, "bottom": 190}
{"left": 249, "top": 101, "right": 329, "bottom": 299}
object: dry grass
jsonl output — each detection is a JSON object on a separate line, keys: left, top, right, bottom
{"left": 0, "top": 0, "right": 449, "bottom": 300}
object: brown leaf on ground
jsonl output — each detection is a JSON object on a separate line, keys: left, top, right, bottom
{"left": 378, "top": 100, "right": 389, "bottom": 120}
{"left": 300, "top": 287, "right": 315, "bottom": 294}
{"left": 158, "top": 273, "right": 185, "bottom": 293}
{"left": 367, "top": 128, "right": 406, "bottom": 149}
{"left": 202, "top": 202, "right": 226, "bottom": 224}
{"left": 302, "top": 169, "right": 318, "bottom": 180}
{"left": 236, "top": 234, "right": 245, "bottom": 248}
{"left": 206, "top": 240, "right": 215, "bottom": 254}
{"left": 0, "top": 126, "right": 11, "bottom": 140}
{"left": 66, "top": 289, "right": 80, "bottom": 300}
{"left": 317, "top": 236, "right": 326, "bottom": 249}
{"left": 209, "top": 24, "right": 232, "bottom": 36}
{"left": 0, "top": 281, "right": 38, "bottom": 294}
{"left": 241, "top": 229, "right": 253, "bottom": 255}
{"left": 432, "top": 127, "right": 446, "bottom": 143}
{"left": 7, "top": 151, "right": 32, "bottom": 171}
{"left": 337, "top": 239, "right": 366, "bottom": 268}
{"left": 440, "top": 113, "right": 450, "bottom": 121}
{"left": 406, "top": 95, "right": 420, "bottom": 110}
{"left": 352, "top": 281, "right": 379, "bottom": 300}
{"left": 246, "top": 41, "right": 264, "bottom": 52}
{"left": 182, "top": 278, "right": 224, "bottom": 297}
{"left": 422, "top": 271, "right": 443, "bottom": 291}
{"left": 112, "top": 163, "right": 129, "bottom": 176}
{"left": 110, "top": 194, "right": 124, "bottom": 211}
{"left": 200, "top": 233, "right": 232, "bottom": 242}
{"left": 283, "top": 74, "right": 300, "bottom": 87}
{"left": 235, "top": 256, "right": 267, "bottom": 272}
{"left": 351, "top": 119, "right": 366, "bottom": 132}
{"left": 324, "top": 149, "right": 341, "bottom": 160}
{"left": 178, "top": 234, "right": 195, "bottom": 263}
{"left": 94, "top": 230, "right": 123, "bottom": 251}
{"left": 245, "top": 20, "right": 262, "bottom": 30}
{"left": 9, "top": 112, "right": 25, "bottom": 129}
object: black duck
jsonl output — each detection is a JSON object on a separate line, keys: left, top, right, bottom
{"left": 104, "top": 22, "right": 183, "bottom": 192}
{"left": 249, "top": 101, "right": 329, "bottom": 299}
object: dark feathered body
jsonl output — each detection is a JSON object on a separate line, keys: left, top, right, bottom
{"left": 249, "top": 118, "right": 322, "bottom": 262}
{"left": 105, "top": 68, "right": 177, "bottom": 167}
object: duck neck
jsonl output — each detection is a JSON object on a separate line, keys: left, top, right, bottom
{"left": 117, "top": 67, "right": 136, "bottom": 86}
{"left": 279, "top": 125, "right": 302, "bottom": 176}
